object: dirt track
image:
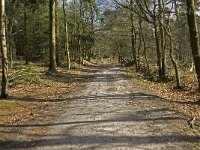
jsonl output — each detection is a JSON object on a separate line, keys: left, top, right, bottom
{"left": 0, "top": 62, "right": 200, "bottom": 150}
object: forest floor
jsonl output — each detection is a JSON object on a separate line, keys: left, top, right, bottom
{"left": 0, "top": 60, "right": 200, "bottom": 149}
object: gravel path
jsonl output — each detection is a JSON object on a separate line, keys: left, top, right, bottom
{"left": 1, "top": 63, "right": 200, "bottom": 150}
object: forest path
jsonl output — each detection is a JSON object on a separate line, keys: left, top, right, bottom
{"left": 1, "top": 61, "right": 200, "bottom": 150}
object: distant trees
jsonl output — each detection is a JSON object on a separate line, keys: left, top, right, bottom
{"left": 3, "top": 0, "right": 99, "bottom": 68}
{"left": 99, "top": 0, "right": 200, "bottom": 89}
{"left": 5, "top": 0, "right": 49, "bottom": 64}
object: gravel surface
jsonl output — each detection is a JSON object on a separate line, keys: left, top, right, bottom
{"left": 1, "top": 62, "right": 200, "bottom": 150}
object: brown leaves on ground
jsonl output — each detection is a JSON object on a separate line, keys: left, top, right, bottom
{"left": 0, "top": 62, "right": 100, "bottom": 142}
{"left": 147, "top": 82, "right": 200, "bottom": 118}
{"left": 0, "top": 61, "right": 99, "bottom": 142}
{"left": 124, "top": 67, "right": 200, "bottom": 119}
{"left": 0, "top": 62, "right": 98, "bottom": 135}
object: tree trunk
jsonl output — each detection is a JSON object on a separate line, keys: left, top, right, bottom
{"left": 73, "top": 0, "right": 78, "bottom": 61}
{"left": 56, "top": 0, "right": 61, "bottom": 66}
{"left": 159, "top": 0, "right": 166, "bottom": 81}
{"left": 24, "top": 11, "right": 29, "bottom": 65}
{"left": 130, "top": 0, "right": 137, "bottom": 69}
{"left": 62, "top": 0, "right": 71, "bottom": 69}
{"left": 174, "top": 0, "right": 184, "bottom": 61}
{"left": 78, "top": 0, "right": 83, "bottom": 64}
{"left": 137, "top": 18, "right": 143, "bottom": 70}
{"left": 169, "top": 36, "right": 181, "bottom": 89}
{"left": 88, "top": 47, "right": 92, "bottom": 61}
{"left": 186, "top": 0, "right": 200, "bottom": 91}
{"left": 140, "top": 22, "right": 150, "bottom": 74}
{"left": 77, "top": 37, "right": 81, "bottom": 64}
{"left": 153, "top": 18, "right": 162, "bottom": 81}
{"left": 49, "top": 0, "right": 57, "bottom": 73}
{"left": 88, "top": 7, "right": 95, "bottom": 62}
{"left": 8, "top": 43, "right": 13, "bottom": 68}
{"left": 160, "top": 10, "right": 181, "bottom": 88}
{"left": 0, "top": 0, "right": 9, "bottom": 98}
{"left": 8, "top": 18, "right": 13, "bottom": 68}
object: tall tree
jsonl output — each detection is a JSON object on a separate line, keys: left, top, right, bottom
{"left": 0, "top": 0, "right": 9, "bottom": 98}
{"left": 161, "top": 11, "right": 182, "bottom": 88}
{"left": 186, "top": 0, "right": 200, "bottom": 91}
{"left": 49, "top": 0, "right": 57, "bottom": 72}
{"left": 73, "top": 0, "right": 78, "bottom": 61}
{"left": 158, "top": 0, "right": 166, "bottom": 80}
{"left": 62, "top": 0, "right": 71, "bottom": 69}
{"left": 23, "top": 8, "right": 29, "bottom": 64}
{"left": 56, "top": 0, "right": 61, "bottom": 66}
{"left": 130, "top": 0, "right": 137, "bottom": 69}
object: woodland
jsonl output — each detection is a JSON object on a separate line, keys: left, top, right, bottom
{"left": 0, "top": 0, "right": 200, "bottom": 148}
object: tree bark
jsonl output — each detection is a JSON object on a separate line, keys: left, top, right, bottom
{"left": 62, "top": 0, "right": 71, "bottom": 69}
{"left": 88, "top": 7, "right": 95, "bottom": 61}
{"left": 73, "top": 0, "right": 77, "bottom": 61}
{"left": 169, "top": 36, "right": 181, "bottom": 89}
{"left": 0, "top": 0, "right": 9, "bottom": 98}
{"left": 140, "top": 22, "right": 150, "bottom": 74}
{"left": 153, "top": 18, "right": 162, "bottom": 80}
{"left": 130, "top": 0, "right": 137, "bottom": 69}
{"left": 186, "top": 0, "right": 200, "bottom": 91}
{"left": 8, "top": 18, "right": 13, "bottom": 68}
{"left": 49, "top": 0, "right": 57, "bottom": 73}
{"left": 56, "top": 0, "right": 61, "bottom": 66}
{"left": 159, "top": 0, "right": 166, "bottom": 81}
{"left": 24, "top": 11, "right": 29, "bottom": 65}
{"left": 78, "top": 0, "right": 83, "bottom": 64}
{"left": 137, "top": 18, "right": 143, "bottom": 70}
{"left": 174, "top": 0, "right": 184, "bottom": 61}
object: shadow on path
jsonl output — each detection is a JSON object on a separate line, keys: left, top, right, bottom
{"left": 0, "top": 107, "right": 182, "bottom": 128}
{"left": 0, "top": 135, "right": 199, "bottom": 149}
{"left": 7, "top": 92, "right": 161, "bottom": 103}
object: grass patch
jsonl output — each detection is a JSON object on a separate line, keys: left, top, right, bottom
{"left": 9, "top": 64, "right": 44, "bottom": 86}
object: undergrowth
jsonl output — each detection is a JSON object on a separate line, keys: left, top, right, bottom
{"left": 9, "top": 63, "right": 44, "bottom": 86}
